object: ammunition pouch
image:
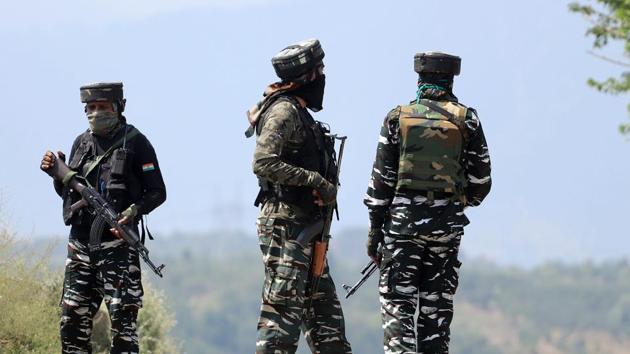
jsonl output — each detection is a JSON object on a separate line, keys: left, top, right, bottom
{"left": 106, "top": 148, "right": 132, "bottom": 191}
{"left": 61, "top": 125, "right": 140, "bottom": 226}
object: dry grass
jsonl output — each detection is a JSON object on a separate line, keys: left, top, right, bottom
{"left": 0, "top": 208, "right": 180, "bottom": 354}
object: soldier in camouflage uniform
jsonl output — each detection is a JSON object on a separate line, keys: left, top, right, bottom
{"left": 364, "top": 52, "right": 492, "bottom": 354}
{"left": 40, "top": 82, "right": 167, "bottom": 354}
{"left": 247, "top": 39, "right": 353, "bottom": 354}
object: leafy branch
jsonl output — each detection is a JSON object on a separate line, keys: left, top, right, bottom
{"left": 569, "top": 0, "right": 630, "bottom": 134}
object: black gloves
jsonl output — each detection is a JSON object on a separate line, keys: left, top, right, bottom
{"left": 366, "top": 228, "right": 384, "bottom": 260}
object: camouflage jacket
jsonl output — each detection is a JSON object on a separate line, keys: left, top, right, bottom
{"left": 252, "top": 96, "right": 329, "bottom": 223}
{"left": 364, "top": 91, "right": 491, "bottom": 236}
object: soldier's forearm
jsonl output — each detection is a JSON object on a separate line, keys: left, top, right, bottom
{"left": 364, "top": 191, "right": 391, "bottom": 230}
{"left": 135, "top": 188, "right": 166, "bottom": 215}
{"left": 465, "top": 180, "right": 491, "bottom": 207}
{"left": 367, "top": 210, "right": 387, "bottom": 230}
{"left": 253, "top": 157, "right": 324, "bottom": 188}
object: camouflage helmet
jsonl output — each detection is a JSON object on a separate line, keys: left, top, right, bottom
{"left": 414, "top": 52, "right": 461, "bottom": 76}
{"left": 272, "top": 39, "right": 325, "bottom": 81}
{"left": 80, "top": 82, "right": 125, "bottom": 111}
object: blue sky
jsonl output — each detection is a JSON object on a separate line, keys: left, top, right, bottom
{"left": 0, "top": 0, "right": 628, "bottom": 266}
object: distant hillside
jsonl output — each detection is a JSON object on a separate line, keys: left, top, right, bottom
{"left": 148, "top": 237, "right": 630, "bottom": 354}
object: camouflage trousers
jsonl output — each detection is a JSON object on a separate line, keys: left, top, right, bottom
{"left": 60, "top": 237, "right": 143, "bottom": 354}
{"left": 256, "top": 217, "right": 353, "bottom": 354}
{"left": 379, "top": 230, "right": 462, "bottom": 354}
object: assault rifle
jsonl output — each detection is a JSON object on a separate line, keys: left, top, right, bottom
{"left": 343, "top": 246, "right": 394, "bottom": 298}
{"left": 342, "top": 260, "right": 378, "bottom": 298}
{"left": 296, "top": 134, "right": 347, "bottom": 304}
{"left": 42, "top": 153, "right": 166, "bottom": 277}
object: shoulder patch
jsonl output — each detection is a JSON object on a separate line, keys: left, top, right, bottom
{"left": 142, "top": 163, "right": 156, "bottom": 172}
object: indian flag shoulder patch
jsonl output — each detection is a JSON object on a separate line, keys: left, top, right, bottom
{"left": 142, "top": 163, "right": 156, "bottom": 172}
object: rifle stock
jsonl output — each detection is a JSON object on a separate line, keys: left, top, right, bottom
{"left": 307, "top": 135, "right": 346, "bottom": 303}
{"left": 311, "top": 240, "right": 328, "bottom": 277}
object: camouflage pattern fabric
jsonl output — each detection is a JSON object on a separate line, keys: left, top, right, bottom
{"left": 256, "top": 217, "right": 352, "bottom": 354}
{"left": 60, "top": 237, "right": 142, "bottom": 354}
{"left": 246, "top": 82, "right": 300, "bottom": 137}
{"left": 364, "top": 89, "right": 491, "bottom": 353}
{"left": 397, "top": 100, "right": 469, "bottom": 194}
{"left": 364, "top": 91, "right": 492, "bottom": 236}
{"left": 252, "top": 97, "right": 352, "bottom": 353}
{"left": 379, "top": 231, "right": 462, "bottom": 354}
{"left": 252, "top": 99, "right": 329, "bottom": 216}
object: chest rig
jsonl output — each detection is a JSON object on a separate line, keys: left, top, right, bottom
{"left": 254, "top": 95, "right": 336, "bottom": 210}
{"left": 63, "top": 125, "right": 140, "bottom": 225}
{"left": 397, "top": 99, "right": 469, "bottom": 199}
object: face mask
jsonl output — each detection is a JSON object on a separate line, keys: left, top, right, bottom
{"left": 87, "top": 111, "right": 119, "bottom": 136}
{"left": 293, "top": 74, "right": 326, "bottom": 112}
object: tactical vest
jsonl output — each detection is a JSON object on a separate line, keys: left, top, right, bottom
{"left": 254, "top": 95, "right": 335, "bottom": 210}
{"left": 63, "top": 125, "right": 141, "bottom": 225}
{"left": 396, "top": 99, "right": 468, "bottom": 197}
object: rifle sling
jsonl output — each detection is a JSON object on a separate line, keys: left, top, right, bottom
{"left": 85, "top": 126, "right": 139, "bottom": 252}
{"left": 83, "top": 127, "right": 139, "bottom": 181}
{"left": 418, "top": 99, "right": 456, "bottom": 120}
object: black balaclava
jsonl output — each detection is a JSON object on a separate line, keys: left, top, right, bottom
{"left": 291, "top": 74, "right": 326, "bottom": 112}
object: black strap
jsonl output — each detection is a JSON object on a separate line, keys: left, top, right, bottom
{"left": 83, "top": 126, "right": 138, "bottom": 180}
{"left": 140, "top": 216, "right": 154, "bottom": 244}
{"left": 254, "top": 189, "right": 267, "bottom": 207}
{"left": 418, "top": 99, "right": 456, "bottom": 120}
{"left": 417, "top": 99, "right": 469, "bottom": 143}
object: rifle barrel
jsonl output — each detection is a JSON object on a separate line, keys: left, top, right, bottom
{"left": 343, "top": 261, "right": 378, "bottom": 298}
{"left": 361, "top": 260, "right": 375, "bottom": 274}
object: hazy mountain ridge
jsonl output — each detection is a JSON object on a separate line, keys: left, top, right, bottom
{"left": 149, "top": 234, "right": 629, "bottom": 354}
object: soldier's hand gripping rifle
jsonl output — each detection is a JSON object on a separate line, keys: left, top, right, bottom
{"left": 42, "top": 153, "right": 166, "bottom": 277}
{"left": 343, "top": 246, "right": 394, "bottom": 298}
{"left": 296, "top": 134, "right": 347, "bottom": 303}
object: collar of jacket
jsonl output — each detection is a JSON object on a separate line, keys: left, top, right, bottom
{"left": 247, "top": 82, "right": 300, "bottom": 126}
{"left": 245, "top": 82, "right": 306, "bottom": 138}
{"left": 417, "top": 88, "right": 459, "bottom": 103}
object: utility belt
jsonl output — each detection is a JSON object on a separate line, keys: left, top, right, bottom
{"left": 412, "top": 189, "right": 467, "bottom": 204}
{"left": 417, "top": 190, "right": 454, "bottom": 200}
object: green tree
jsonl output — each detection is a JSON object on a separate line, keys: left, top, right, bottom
{"left": 569, "top": 0, "right": 630, "bottom": 134}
